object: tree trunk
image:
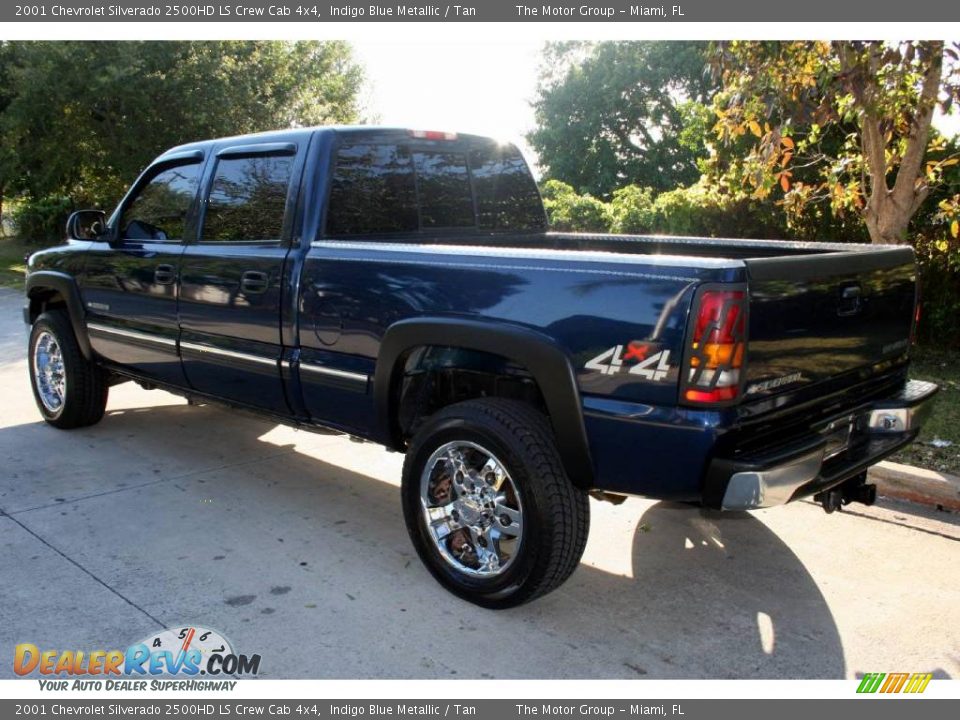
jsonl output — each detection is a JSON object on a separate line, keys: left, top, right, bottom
{"left": 853, "top": 41, "right": 944, "bottom": 244}
{"left": 863, "top": 191, "right": 916, "bottom": 245}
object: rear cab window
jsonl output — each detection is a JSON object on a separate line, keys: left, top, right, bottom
{"left": 325, "top": 144, "right": 418, "bottom": 235}
{"left": 469, "top": 145, "right": 546, "bottom": 231}
{"left": 324, "top": 135, "right": 545, "bottom": 238}
{"left": 413, "top": 150, "right": 475, "bottom": 229}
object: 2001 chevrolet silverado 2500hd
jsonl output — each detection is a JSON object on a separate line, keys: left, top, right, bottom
{"left": 24, "top": 126, "right": 938, "bottom": 607}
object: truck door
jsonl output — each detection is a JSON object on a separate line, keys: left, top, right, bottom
{"left": 178, "top": 141, "right": 304, "bottom": 414}
{"left": 81, "top": 152, "right": 205, "bottom": 387}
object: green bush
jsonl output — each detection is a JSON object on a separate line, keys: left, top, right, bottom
{"left": 540, "top": 180, "right": 611, "bottom": 232}
{"left": 609, "top": 186, "right": 656, "bottom": 234}
{"left": 541, "top": 179, "right": 789, "bottom": 239}
{"left": 649, "top": 184, "right": 788, "bottom": 239}
{"left": 649, "top": 187, "right": 710, "bottom": 236}
{"left": 913, "top": 235, "right": 960, "bottom": 349}
{"left": 11, "top": 195, "right": 74, "bottom": 243}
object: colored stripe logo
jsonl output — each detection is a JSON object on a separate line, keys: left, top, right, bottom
{"left": 857, "top": 672, "right": 932, "bottom": 694}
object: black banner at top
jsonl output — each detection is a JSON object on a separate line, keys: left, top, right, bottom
{"left": 5, "top": 0, "right": 960, "bottom": 23}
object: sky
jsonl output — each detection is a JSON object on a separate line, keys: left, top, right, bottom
{"left": 353, "top": 40, "right": 543, "bottom": 164}
{"left": 353, "top": 40, "right": 960, "bottom": 176}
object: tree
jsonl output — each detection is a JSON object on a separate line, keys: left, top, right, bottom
{"left": 0, "top": 41, "right": 363, "bottom": 216}
{"left": 711, "top": 41, "right": 960, "bottom": 244}
{"left": 0, "top": 43, "right": 17, "bottom": 228}
{"left": 529, "top": 41, "right": 717, "bottom": 197}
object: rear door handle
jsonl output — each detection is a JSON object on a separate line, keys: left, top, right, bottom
{"left": 154, "top": 264, "right": 177, "bottom": 285}
{"left": 240, "top": 270, "right": 270, "bottom": 295}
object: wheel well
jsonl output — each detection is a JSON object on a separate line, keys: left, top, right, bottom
{"left": 28, "top": 289, "right": 67, "bottom": 324}
{"left": 376, "top": 318, "right": 595, "bottom": 488}
{"left": 394, "top": 345, "right": 547, "bottom": 444}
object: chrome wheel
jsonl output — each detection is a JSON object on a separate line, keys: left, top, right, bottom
{"left": 420, "top": 440, "right": 524, "bottom": 578}
{"left": 33, "top": 331, "right": 66, "bottom": 413}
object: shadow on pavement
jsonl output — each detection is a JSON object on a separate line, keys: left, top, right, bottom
{"left": 1, "top": 401, "right": 846, "bottom": 679}
{"left": 619, "top": 503, "right": 844, "bottom": 677}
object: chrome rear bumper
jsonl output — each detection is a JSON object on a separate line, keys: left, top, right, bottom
{"left": 719, "top": 379, "right": 938, "bottom": 511}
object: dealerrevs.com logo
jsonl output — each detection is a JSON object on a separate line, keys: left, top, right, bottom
{"left": 14, "top": 626, "right": 260, "bottom": 691}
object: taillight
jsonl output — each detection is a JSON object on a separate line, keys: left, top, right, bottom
{"left": 682, "top": 289, "right": 747, "bottom": 405}
{"left": 409, "top": 129, "right": 458, "bottom": 141}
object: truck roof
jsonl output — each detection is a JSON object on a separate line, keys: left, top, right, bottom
{"left": 157, "top": 125, "right": 503, "bottom": 161}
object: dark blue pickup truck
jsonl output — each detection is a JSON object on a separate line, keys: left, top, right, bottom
{"left": 23, "top": 126, "right": 938, "bottom": 607}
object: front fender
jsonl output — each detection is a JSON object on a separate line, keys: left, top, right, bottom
{"left": 25, "top": 271, "right": 92, "bottom": 360}
{"left": 374, "top": 317, "right": 595, "bottom": 488}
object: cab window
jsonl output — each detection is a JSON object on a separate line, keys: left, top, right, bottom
{"left": 325, "top": 144, "right": 418, "bottom": 235}
{"left": 470, "top": 144, "right": 546, "bottom": 231}
{"left": 412, "top": 150, "right": 475, "bottom": 229}
{"left": 120, "top": 162, "right": 202, "bottom": 241}
{"left": 201, "top": 154, "right": 295, "bottom": 243}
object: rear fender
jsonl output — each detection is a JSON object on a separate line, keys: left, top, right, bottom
{"left": 374, "top": 317, "right": 595, "bottom": 488}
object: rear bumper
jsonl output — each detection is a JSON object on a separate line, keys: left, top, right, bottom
{"left": 707, "top": 379, "right": 938, "bottom": 510}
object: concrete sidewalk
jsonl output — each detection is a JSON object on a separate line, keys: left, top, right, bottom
{"left": 1, "top": 288, "right": 958, "bottom": 679}
{"left": 870, "top": 461, "right": 960, "bottom": 512}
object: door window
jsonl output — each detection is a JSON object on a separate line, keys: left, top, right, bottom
{"left": 201, "top": 154, "right": 295, "bottom": 243}
{"left": 120, "top": 162, "right": 202, "bottom": 241}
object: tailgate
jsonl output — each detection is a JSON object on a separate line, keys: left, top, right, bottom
{"left": 743, "top": 247, "right": 916, "bottom": 400}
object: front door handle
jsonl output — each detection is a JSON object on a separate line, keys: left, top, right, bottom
{"left": 154, "top": 264, "right": 177, "bottom": 285}
{"left": 240, "top": 270, "right": 270, "bottom": 295}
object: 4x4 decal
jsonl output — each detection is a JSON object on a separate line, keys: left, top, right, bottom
{"left": 584, "top": 342, "right": 672, "bottom": 381}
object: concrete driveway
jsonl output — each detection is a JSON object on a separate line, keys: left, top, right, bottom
{"left": 1, "top": 287, "right": 958, "bottom": 679}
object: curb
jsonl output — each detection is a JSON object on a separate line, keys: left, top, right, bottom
{"left": 868, "top": 460, "right": 960, "bottom": 512}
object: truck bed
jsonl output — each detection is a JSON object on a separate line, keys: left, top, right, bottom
{"left": 454, "top": 231, "right": 881, "bottom": 259}
{"left": 392, "top": 231, "right": 916, "bottom": 403}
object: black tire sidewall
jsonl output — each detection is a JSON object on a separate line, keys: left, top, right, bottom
{"left": 402, "top": 410, "right": 548, "bottom": 606}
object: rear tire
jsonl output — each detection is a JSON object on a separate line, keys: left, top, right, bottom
{"left": 401, "top": 398, "right": 589, "bottom": 608}
{"left": 28, "top": 311, "right": 108, "bottom": 429}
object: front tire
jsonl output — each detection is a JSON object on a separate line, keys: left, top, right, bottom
{"left": 401, "top": 398, "right": 589, "bottom": 608}
{"left": 28, "top": 310, "right": 108, "bottom": 429}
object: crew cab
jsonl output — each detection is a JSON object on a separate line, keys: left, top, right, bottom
{"left": 23, "top": 126, "right": 938, "bottom": 607}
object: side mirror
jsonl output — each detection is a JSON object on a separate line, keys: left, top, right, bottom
{"left": 66, "top": 210, "right": 108, "bottom": 241}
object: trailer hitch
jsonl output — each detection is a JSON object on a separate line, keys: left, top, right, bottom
{"left": 814, "top": 472, "right": 877, "bottom": 513}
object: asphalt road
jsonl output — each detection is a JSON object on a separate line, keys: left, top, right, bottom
{"left": 1, "top": 287, "right": 958, "bottom": 679}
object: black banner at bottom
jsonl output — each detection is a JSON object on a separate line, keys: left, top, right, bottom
{"left": 0, "top": 699, "right": 955, "bottom": 719}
